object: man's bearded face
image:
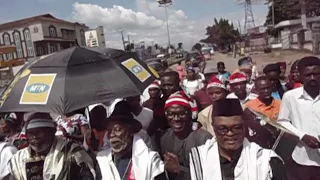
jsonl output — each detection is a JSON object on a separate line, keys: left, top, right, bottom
{"left": 107, "top": 121, "right": 133, "bottom": 153}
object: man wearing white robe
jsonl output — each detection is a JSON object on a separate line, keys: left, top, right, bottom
{"left": 0, "top": 142, "right": 17, "bottom": 180}
{"left": 96, "top": 101, "right": 166, "bottom": 180}
{"left": 190, "top": 99, "right": 287, "bottom": 180}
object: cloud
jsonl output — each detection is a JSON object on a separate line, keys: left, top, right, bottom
{"left": 72, "top": 2, "right": 163, "bottom": 31}
{"left": 71, "top": 0, "right": 268, "bottom": 50}
{"left": 71, "top": 1, "right": 202, "bottom": 50}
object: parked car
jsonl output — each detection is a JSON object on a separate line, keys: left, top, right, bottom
{"left": 147, "top": 61, "right": 167, "bottom": 76}
{"left": 201, "top": 47, "right": 214, "bottom": 55}
{"left": 189, "top": 50, "right": 204, "bottom": 67}
{"left": 145, "top": 57, "right": 168, "bottom": 68}
{"left": 202, "top": 50, "right": 211, "bottom": 60}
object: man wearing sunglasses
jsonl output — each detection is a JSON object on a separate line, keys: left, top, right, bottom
{"left": 190, "top": 99, "right": 287, "bottom": 180}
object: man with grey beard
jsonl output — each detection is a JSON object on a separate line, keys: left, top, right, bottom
{"left": 96, "top": 101, "right": 167, "bottom": 180}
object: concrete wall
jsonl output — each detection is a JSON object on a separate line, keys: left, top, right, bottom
{"left": 291, "top": 42, "right": 313, "bottom": 51}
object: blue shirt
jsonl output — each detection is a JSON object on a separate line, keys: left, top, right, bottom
{"left": 219, "top": 72, "right": 231, "bottom": 82}
{"left": 272, "top": 91, "right": 281, "bottom": 100}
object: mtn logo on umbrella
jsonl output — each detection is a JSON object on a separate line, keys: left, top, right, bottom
{"left": 26, "top": 83, "right": 50, "bottom": 94}
{"left": 122, "top": 58, "right": 151, "bottom": 82}
{"left": 131, "top": 65, "right": 143, "bottom": 74}
{"left": 20, "top": 73, "right": 56, "bottom": 105}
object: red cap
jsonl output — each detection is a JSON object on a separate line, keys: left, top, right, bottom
{"left": 207, "top": 75, "right": 227, "bottom": 90}
{"left": 229, "top": 72, "right": 247, "bottom": 84}
{"left": 149, "top": 81, "right": 160, "bottom": 89}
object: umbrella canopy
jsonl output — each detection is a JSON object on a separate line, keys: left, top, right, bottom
{"left": 0, "top": 47, "right": 158, "bottom": 114}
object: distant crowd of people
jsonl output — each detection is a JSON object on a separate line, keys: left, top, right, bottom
{"left": 0, "top": 55, "right": 320, "bottom": 180}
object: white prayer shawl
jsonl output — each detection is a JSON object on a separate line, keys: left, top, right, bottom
{"left": 10, "top": 137, "right": 96, "bottom": 180}
{"left": 190, "top": 138, "right": 280, "bottom": 180}
{"left": 96, "top": 135, "right": 165, "bottom": 180}
{"left": 0, "top": 143, "right": 17, "bottom": 179}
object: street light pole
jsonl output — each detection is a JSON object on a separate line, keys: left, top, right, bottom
{"left": 158, "top": 0, "right": 172, "bottom": 57}
{"left": 164, "top": 4, "right": 171, "bottom": 50}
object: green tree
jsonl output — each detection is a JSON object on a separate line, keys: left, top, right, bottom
{"left": 265, "top": 0, "right": 320, "bottom": 26}
{"left": 200, "top": 18, "right": 240, "bottom": 50}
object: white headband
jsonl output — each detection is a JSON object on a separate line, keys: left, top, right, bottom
{"left": 229, "top": 77, "right": 247, "bottom": 84}
{"left": 27, "top": 119, "right": 55, "bottom": 130}
{"left": 207, "top": 82, "right": 227, "bottom": 90}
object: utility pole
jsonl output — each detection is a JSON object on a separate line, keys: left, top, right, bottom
{"left": 272, "top": 0, "right": 275, "bottom": 26}
{"left": 120, "top": 30, "right": 126, "bottom": 51}
{"left": 238, "top": 20, "right": 242, "bottom": 34}
{"left": 300, "top": 0, "right": 307, "bottom": 29}
{"left": 244, "top": 0, "right": 255, "bottom": 33}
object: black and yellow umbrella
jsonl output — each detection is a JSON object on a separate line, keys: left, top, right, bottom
{"left": 0, "top": 47, "right": 158, "bottom": 114}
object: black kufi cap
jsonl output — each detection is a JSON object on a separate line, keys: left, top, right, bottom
{"left": 263, "top": 63, "right": 281, "bottom": 74}
{"left": 298, "top": 56, "right": 320, "bottom": 73}
{"left": 291, "top": 60, "right": 300, "bottom": 71}
{"left": 212, "top": 99, "right": 243, "bottom": 118}
{"left": 238, "top": 57, "right": 252, "bottom": 66}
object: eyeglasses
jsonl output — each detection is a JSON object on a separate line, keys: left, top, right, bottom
{"left": 165, "top": 111, "right": 188, "bottom": 118}
{"left": 214, "top": 125, "right": 244, "bottom": 136}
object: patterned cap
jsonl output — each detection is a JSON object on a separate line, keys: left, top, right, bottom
{"left": 207, "top": 75, "right": 227, "bottom": 90}
{"left": 149, "top": 81, "right": 160, "bottom": 89}
{"left": 229, "top": 72, "right": 247, "bottom": 84}
{"left": 165, "top": 90, "right": 198, "bottom": 119}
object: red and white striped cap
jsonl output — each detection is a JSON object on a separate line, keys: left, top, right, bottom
{"left": 149, "top": 81, "right": 160, "bottom": 89}
{"left": 207, "top": 75, "right": 227, "bottom": 90}
{"left": 165, "top": 90, "right": 199, "bottom": 119}
{"left": 165, "top": 94, "right": 191, "bottom": 109}
{"left": 229, "top": 72, "right": 247, "bottom": 84}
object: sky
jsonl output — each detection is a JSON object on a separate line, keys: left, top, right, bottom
{"left": 1, "top": 0, "right": 269, "bottom": 49}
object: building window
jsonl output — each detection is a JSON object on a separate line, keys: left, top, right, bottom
{"left": 0, "top": 54, "right": 3, "bottom": 61}
{"left": 24, "top": 30, "right": 31, "bottom": 40}
{"left": 49, "top": 25, "right": 57, "bottom": 37}
{"left": 37, "top": 46, "right": 44, "bottom": 56}
{"left": 13, "top": 31, "right": 24, "bottom": 58}
{"left": 23, "top": 29, "right": 34, "bottom": 57}
{"left": 50, "top": 46, "right": 56, "bottom": 53}
{"left": 33, "top": 26, "right": 38, "bottom": 33}
{"left": 3, "top": 33, "right": 13, "bottom": 60}
{"left": 80, "top": 29, "right": 86, "bottom": 46}
{"left": 3, "top": 34, "right": 10, "bottom": 45}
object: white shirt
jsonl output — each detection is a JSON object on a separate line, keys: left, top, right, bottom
{"left": 140, "top": 80, "right": 161, "bottom": 104}
{"left": 226, "top": 92, "right": 258, "bottom": 108}
{"left": 278, "top": 87, "right": 320, "bottom": 166}
{"left": 183, "top": 79, "right": 203, "bottom": 96}
{"left": 133, "top": 108, "right": 153, "bottom": 130}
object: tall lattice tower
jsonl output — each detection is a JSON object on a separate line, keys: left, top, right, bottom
{"left": 244, "top": 0, "right": 255, "bottom": 33}
{"left": 236, "top": 0, "right": 263, "bottom": 34}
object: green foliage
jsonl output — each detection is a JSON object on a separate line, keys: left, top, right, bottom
{"left": 200, "top": 18, "right": 240, "bottom": 50}
{"left": 265, "top": 0, "right": 320, "bottom": 26}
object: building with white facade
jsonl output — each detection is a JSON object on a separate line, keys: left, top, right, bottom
{"left": 85, "top": 26, "right": 105, "bottom": 47}
{"left": 0, "top": 14, "right": 89, "bottom": 61}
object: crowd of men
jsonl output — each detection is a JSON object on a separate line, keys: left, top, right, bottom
{"left": 0, "top": 55, "right": 319, "bottom": 180}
